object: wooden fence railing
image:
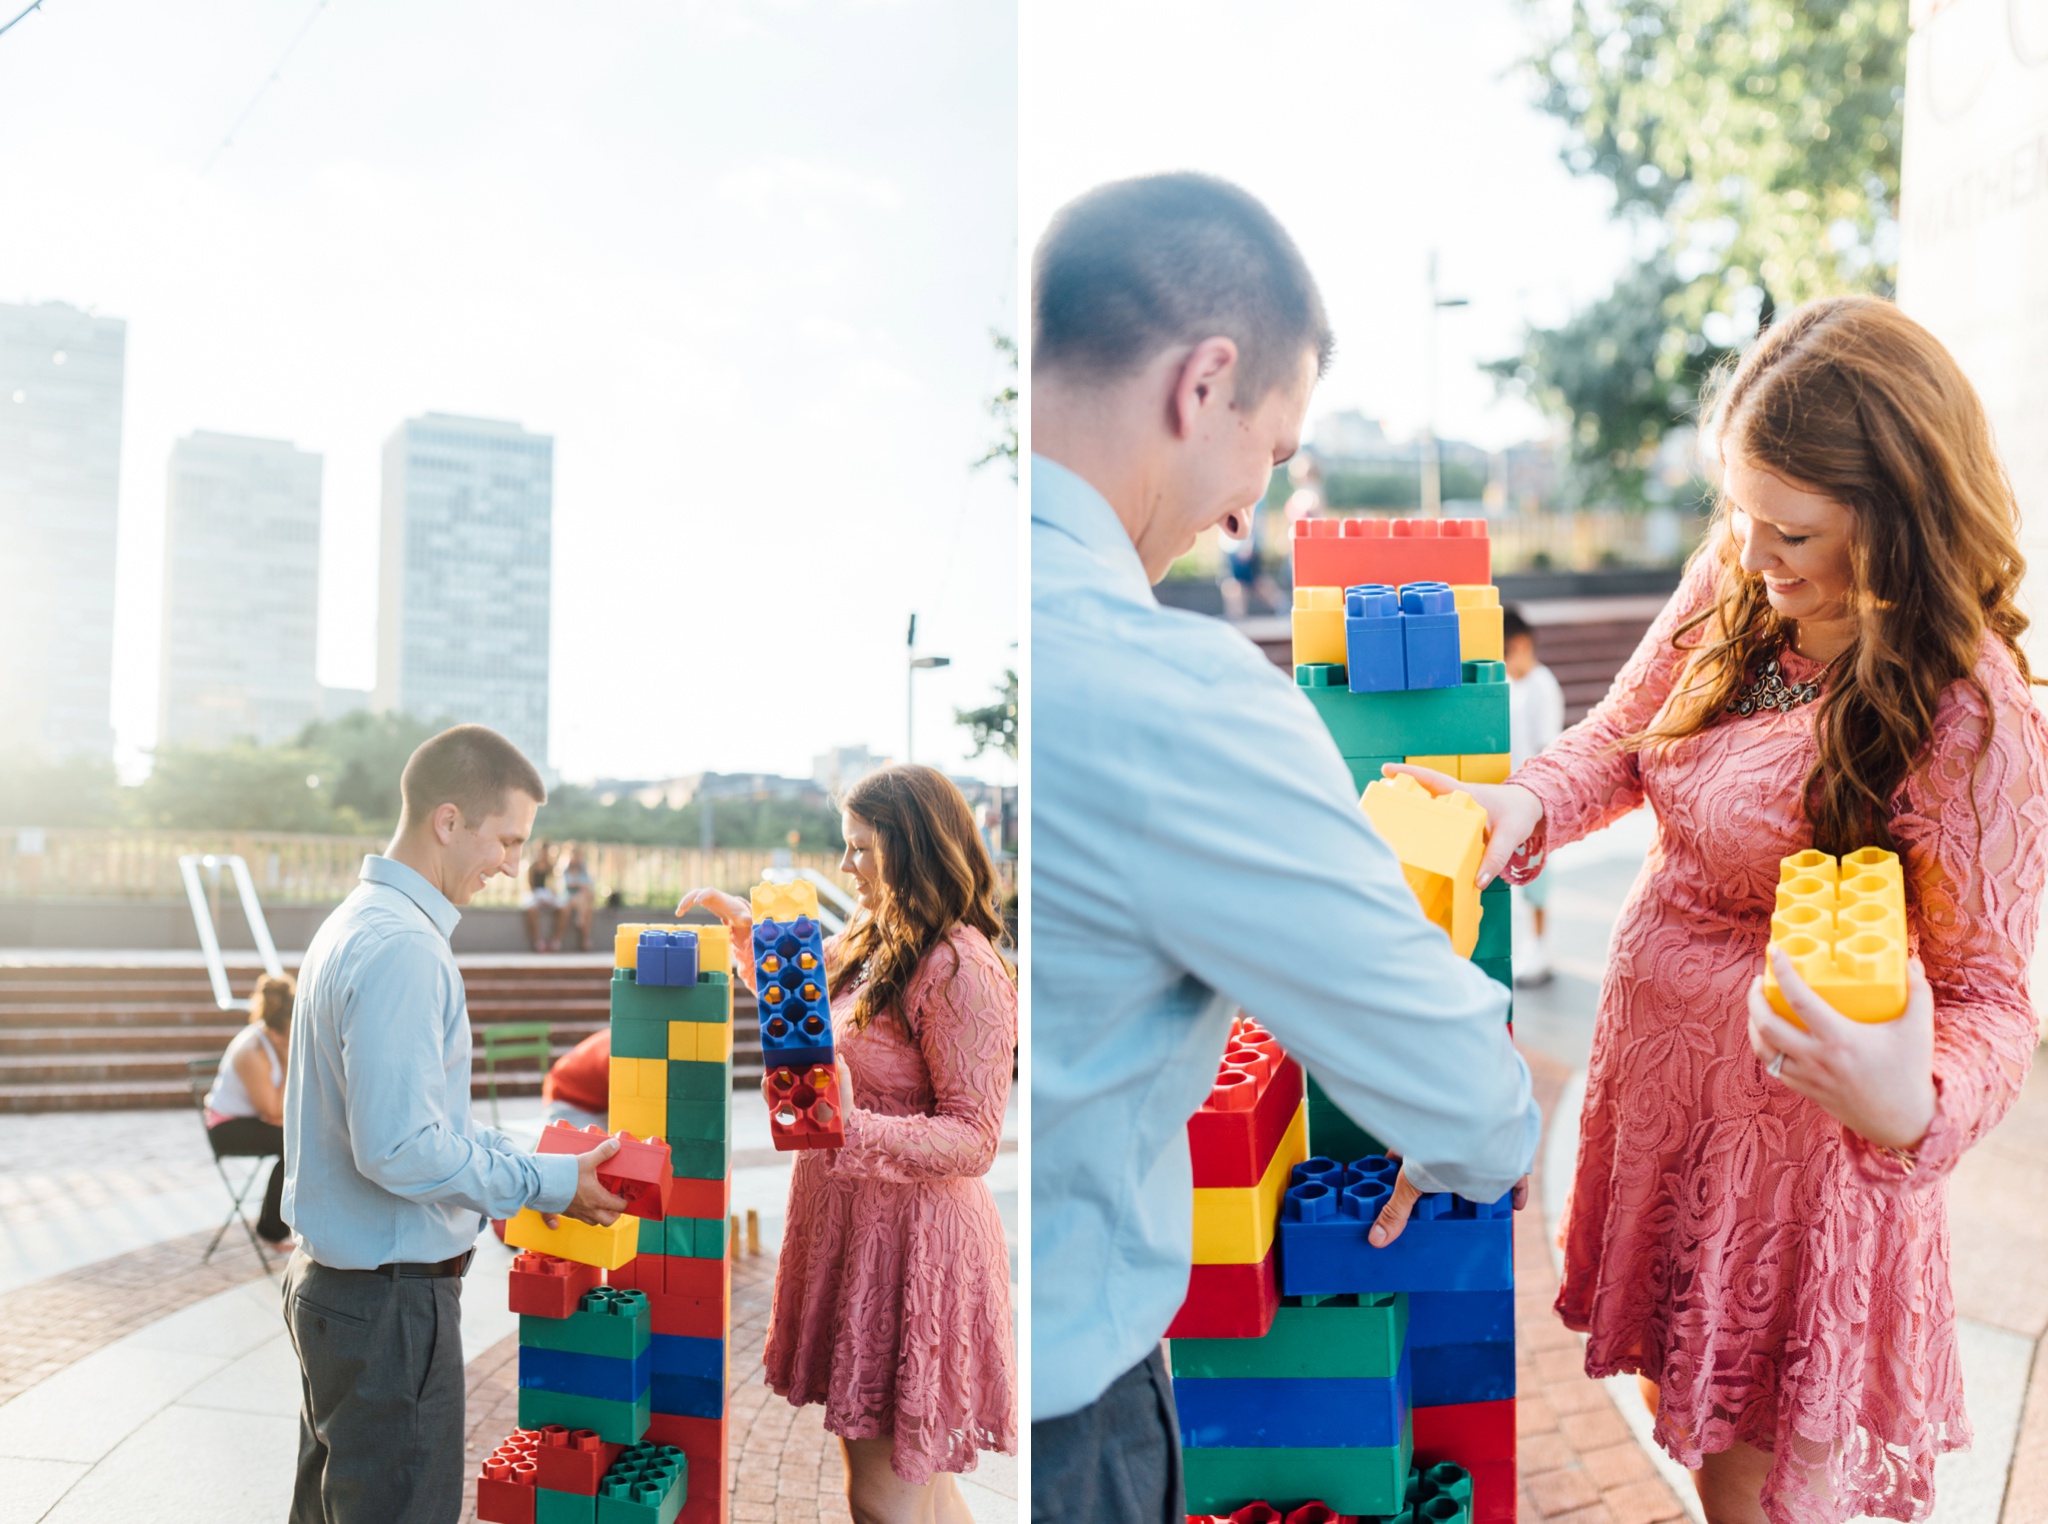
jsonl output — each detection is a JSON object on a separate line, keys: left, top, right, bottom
{"left": 0, "top": 829, "right": 853, "bottom": 908}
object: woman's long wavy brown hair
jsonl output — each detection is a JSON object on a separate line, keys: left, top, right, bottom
{"left": 1628, "top": 295, "right": 2033, "bottom": 854}
{"left": 827, "top": 764, "right": 1013, "bottom": 1030}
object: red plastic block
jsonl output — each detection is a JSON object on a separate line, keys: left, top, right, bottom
{"left": 668, "top": 1175, "right": 730, "bottom": 1219}
{"left": 765, "top": 1063, "right": 846, "bottom": 1150}
{"left": 1185, "top": 1506, "right": 1354, "bottom": 1524}
{"left": 1292, "top": 515, "right": 1490, "bottom": 591}
{"left": 530, "top": 1424, "right": 625, "bottom": 1494}
{"left": 607, "top": 1251, "right": 657, "bottom": 1293}
{"left": 649, "top": 1289, "right": 727, "bottom": 1339}
{"left": 665, "top": 1253, "right": 729, "bottom": 1299}
{"left": 1188, "top": 1024, "right": 1304, "bottom": 1188}
{"left": 647, "top": 1412, "right": 729, "bottom": 1524}
{"left": 1413, "top": 1399, "right": 1514, "bottom": 1524}
{"left": 538, "top": 1122, "right": 674, "bottom": 1220}
{"left": 509, "top": 1252, "right": 603, "bottom": 1319}
{"left": 476, "top": 1428, "right": 542, "bottom": 1523}
{"left": 1165, "top": 1248, "right": 1279, "bottom": 1340}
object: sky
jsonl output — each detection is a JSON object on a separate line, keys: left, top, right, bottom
{"left": 1022, "top": 0, "right": 1641, "bottom": 455}
{"left": 0, "top": 0, "right": 1018, "bottom": 786}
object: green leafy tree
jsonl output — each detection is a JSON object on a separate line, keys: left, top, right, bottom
{"left": 955, "top": 669, "right": 1017, "bottom": 761}
{"left": 296, "top": 710, "right": 448, "bottom": 827}
{"left": 133, "top": 743, "right": 341, "bottom": 831}
{"left": 976, "top": 331, "right": 1019, "bottom": 483}
{"left": 534, "top": 785, "right": 846, "bottom": 852}
{"left": 1496, "top": 0, "right": 1907, "bottom": 499}
{"left": 0, "top": 752, "right": 122, "bottom": 827}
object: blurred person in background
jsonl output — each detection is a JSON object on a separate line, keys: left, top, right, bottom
{"left": 561, "top": 843, "right": 597, "bottom": 952}
{"left": 522, "top": 840, "right": 562, "bottom": 953}
{"left": 204, "top": 970, "right": 298, "bottom": 1252}
{"left": 1503, "top": 606, "right": 1564, "bottom": 986}
{"left": 678, "top": 764, "right": 1017, "bottom": 1524}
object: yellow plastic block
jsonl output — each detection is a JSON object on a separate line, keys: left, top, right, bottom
{"left": 1763, "top": 846, "right": 1907, "bottom": 1024}
{"left": 505, "top": 1208, "right": 640, "bottom": 1271}
{"left": 1458, "top": 753, "right": 1510, "bottom": 785}
{"left": 1360, "top": 773, "right": 1488, "bottom": 958}
{"left": 1292, "top": 586, "right": 1346, "bottom": 667}
{"left": 615, "top": 921, "right": 731, "bottom": 975}
{"left": 667, "top": 1018, "right": 734, "bottom": 1062}
{"left": 750, "top": 881, "right": 819, "bottom": 922}
{"left": 1451, "top": 584, "right": 1504, "bottom": 662}
{"left": 1191, "top": 1101, "right": 1310, "bottom": 1265}
{"left": 607, "top": 1056, "right": 665, "bottom": 1101}
{"left": 1404, "top": 755, "right": 1458, "bottom": 776}
{"left": 610, "top": 1091, "right": 666, "bottom": 1140}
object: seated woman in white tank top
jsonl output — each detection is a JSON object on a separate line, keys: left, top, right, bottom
{"left": 203, "top": 973, "right": 295, "bottom": 1251}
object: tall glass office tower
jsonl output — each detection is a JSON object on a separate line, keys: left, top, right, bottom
{"left": 374, "top": 413, "right": 553, "bottom": 766}
{"left": 0, "top": 301, "right": 125, "bottom": 762}
{"left": 157, "top": 432, "right": 324, "bottom": 749}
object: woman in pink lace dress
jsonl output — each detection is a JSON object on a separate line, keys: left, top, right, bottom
{"left": 680, "top": 764, "right": 1016, "bottom": 1524}
{"left": 1398, "top": 298, "right": 2048, "bottom": 1524}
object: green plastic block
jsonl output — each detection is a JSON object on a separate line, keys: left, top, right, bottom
{"left": 597, "top": 1442, "right": 688, "bottom": 1524}
{"left": 669, "top": 1132, "right": 730, "bottom": 1181}
{"left": 664, "top": 1214, "right": 725, "bottom": 1260}
{"left": 610, "top": 972, "right": 730, "bottom": 1027}
{"left": 1170, "top": 1294, "right": 1407, "bottom": 1380}
{"left": 665, "top": 1057, "right": 732, "bottom": 1104}
{"left": 663, "top": 1097, "right": 728, "bottom": 1143}
{"left": 610, "top": 1014, "right": 669, "bottom": 1061}
{"left": 1304, "top": 680, "right": 1509, "bottom": 758}
{"left": 537, "top": 1487, "right": 598, "bottom": 1524}
{"left": 1475, "top": 955, "right": 1511, "bottom": 990}
{"left": 517, "top": 1387, "right": 651, "bottom": 1447}
{"left": 1410, "top": 1461, "right": 1475, "bottom": 1519}
{"left": 1306, "top": 1073, "right": 1383, "bottom": 1163}
{"left": 1343, "top": 755, "right": 1405, "bottom": 794}
{"left": 1295, "top": 662, "right": 1346, "bottom": 687}
{"left": 519, "top": 1289, "right": 651, "bottom": 1361}
{"left": 1182, "top": 1417, "right": 1412, "bottom": 1516}
{"left": 1472, "top": 881, "right": 1512, "bottom": 962}
{"left": 636, "top": 1215, "right": 665, "bottom": 1255}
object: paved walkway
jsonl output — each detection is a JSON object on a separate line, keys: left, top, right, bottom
{"left": 0, "top": 1093, "right": 1018, "bottom": 1523}
{"left": 1511, "top": 810, "right": 2048, "bottom": 1524}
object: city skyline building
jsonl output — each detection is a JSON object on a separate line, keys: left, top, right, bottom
{"left": 0, "top": 300, "right": 126, "bottom": 762}
{"left": 157, "top": 431, "right": 324, "bottom": 750}
{"left": 374, "top": 412, "right": 554, "bottom": 766}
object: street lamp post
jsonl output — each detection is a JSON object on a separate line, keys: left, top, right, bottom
{"left": 905, "top": 613, "right": 950, "bottom": 764}
{"left": 1422, "top": 248, "right": 1470, "bottom": 519}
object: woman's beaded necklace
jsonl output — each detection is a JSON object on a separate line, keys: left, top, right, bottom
{"left": 1727, "top": 651, "right": 1823, "bottom": 717}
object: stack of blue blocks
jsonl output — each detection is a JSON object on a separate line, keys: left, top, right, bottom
{"left": 1344, "top": 580, "right": 1464, "bottom": 694}
{"left": 636, "top": 929, "right": 699, "bottom": 987}
{"left": 751, "top": 915, "right": 833, "bottom": 1069}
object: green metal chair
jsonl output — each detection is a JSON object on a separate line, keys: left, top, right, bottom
{"left": 481, "top": 1022, "right": 556, "bottom": 1127}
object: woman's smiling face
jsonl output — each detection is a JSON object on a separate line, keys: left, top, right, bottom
{"left": 1723, "top": 446, "right": 1859, "bottom": 626}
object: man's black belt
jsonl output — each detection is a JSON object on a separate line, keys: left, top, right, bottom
{"left": 371, "top": 1249, "right": 474, "bottom": 1279}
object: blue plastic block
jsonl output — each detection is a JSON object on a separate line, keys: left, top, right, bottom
{"left": 1400, "top": 581, "right": 1462, "bottom": 689}
{"left": 1411, "top": 1339, "right": 1515, "bottom": 1406}
{"left": 635, "top": 930, "right": 699, "bottom": 989}
{"left": 518, "top": 1343, "right": 654, "bottom": 1404}
{"left": 1277, "top": 1155, "right": 1513, "bottom": 1295}
{"left": 1344, "top": 583, "right": 1405, "bottom": 694}
{"left": 649, "top": 1373, "right": 724, "bottom": 1418}
{"left": 753, "top": 915, "right": 833, "bottom": 1067}
{"left": 649, "top": 1333, "right": 723, "bottom": 1381}
{"left": 1174, "top": 1349, "right": 1411, "bottom": 1448}
{"left": 1409, "top": 1290, "right": 1514, "bottom": 1347}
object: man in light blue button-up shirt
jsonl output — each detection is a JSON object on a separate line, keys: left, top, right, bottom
{"left": 1030, "top": 175, "right": 1540, "bottom": 1523}
{"left": 281, "top": 725, "right": 626, "bottom": 1524}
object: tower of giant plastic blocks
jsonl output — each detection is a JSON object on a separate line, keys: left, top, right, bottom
{"left": 1172, "top": 516, "right": 1517, "bottom": 1524}
{"left": 749, "top": 880, "right": 846, "bottom": 1150}
{"left": 475, "top": 920, "right": 735, "bottom": 1524}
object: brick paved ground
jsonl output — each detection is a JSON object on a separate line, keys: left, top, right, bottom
{"left": 0, "top": 1225, "right": 271, "bottom": 1408}
{"left": 460, "top": 1242, "right": 853, "bottom": 1524}
{"left": 1516, "top": 1044, "right": 1692, "bottom": 1524}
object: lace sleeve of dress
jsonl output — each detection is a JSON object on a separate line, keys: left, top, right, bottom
{"left": 831, "top": 929, "right": 1017, "bottom": 1184}
{"left": 1862, "top": 645, "right": 2048, "bottom": 1188}
{"left": 1505, "top": 552, "right": 1725, "bottom": 873}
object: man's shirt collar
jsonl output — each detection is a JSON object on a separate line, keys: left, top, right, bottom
{"left": 360, "top": 854, "right": 462, "bottom": 940}
{"left": 1032, "top": 454, "right": 1154, "bottom": 600}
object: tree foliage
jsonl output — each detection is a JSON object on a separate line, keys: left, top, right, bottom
{"left": 1496, "top": 0, "right": 1907, "bottom": 502}
{"left": 975, "top": 331, "right": 1019, "bottom": 483}
{"left": 955, "top": 669, "right": 1017, "bottom": 761}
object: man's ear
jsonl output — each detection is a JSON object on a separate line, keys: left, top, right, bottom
{"left": 1168, "top": 337, "right": 1239, "bottom": 439}
{"left": 432, "top": 801, "right": 463, "bottom": 846}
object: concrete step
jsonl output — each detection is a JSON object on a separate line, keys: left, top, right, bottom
{"left": 0, "top": 1024, "right": 245, "bottom": 1054}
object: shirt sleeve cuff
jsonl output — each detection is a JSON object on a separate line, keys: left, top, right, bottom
{"left": 531, "top": 1152, "right": 580, "bottom": 1216}
{"left": 1402, "top": 1160, "right": 1452, "bottom": 1195}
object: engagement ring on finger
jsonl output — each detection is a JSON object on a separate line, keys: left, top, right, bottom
{"left": 1767, "top": 1052, "right": 1786, "bottom": 1079}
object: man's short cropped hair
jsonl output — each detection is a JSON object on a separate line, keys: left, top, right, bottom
{"left": 1033, "top": 172, "right": 1334, "bottom": 404}
{"left": 399, "top": 724, "right": 546, "bottom": 826}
